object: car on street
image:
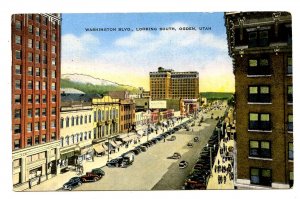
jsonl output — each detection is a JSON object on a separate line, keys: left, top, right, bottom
{"left": 63, "top": 177, "right": 82, "bottom": 191}
{"left": 139, "top": 146, "right": 147, "bottom": 152}
{"left": 167, "top": 152, "right": 181, "bottom": 159}
{"left": 91, "top": 168, "right": 105, "bottom": 177}
{"left": 194, "top": 137, "right": 199, "bottom": 142}
{"left": 179, "top": 160, "right": 189, "bottom": 169}
{"left": 185, "top": 175, "right": 207, "bottom": 190}
{"left": 81, "top": 172, "right": 102, "bottom": 182}
{"left": 60, "top": 167, "right": 70, "bottom": 174}
{"left": 167, "top": 135, "right": 176, "bottom": 141}
{"left": 106, "top": 157, "right": 124, "bottom": 168}
{"left": 187, "top": 142, "right": 193, "bottom": 148}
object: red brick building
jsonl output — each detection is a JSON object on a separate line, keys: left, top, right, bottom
{"left": 12, "top": 14, "right": 61, "bottom": 190}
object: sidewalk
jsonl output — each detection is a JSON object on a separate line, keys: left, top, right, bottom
{"left": 206, "top": 135, "right": 235, "bottom": 189}
{"left": 25, "top": 118, "right": 189, "bottom": 192}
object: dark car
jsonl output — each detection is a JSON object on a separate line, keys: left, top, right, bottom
{"left": 60, "top": 167, "right": 70, "bottom": 174}
{"left": 167, "top": 152, "right": 181, "bottom": 159}
{"left": 91, "top": 168, "right": 105, "bottom": 177}
{"left": 81, "top": 172, "right": 102, "bottom": 182}
{"left": 185, "top": 176, "right": 207, "bottom": 190}
{"left": 63, "top": 177, "right": 82, "bottom": 191}
{"left": 194, "top": 137, "right": 199, "bottom": 142}
{"left": 187, "top": 142, "right": 193, "bottom": 148}
{"left": 179, "top": 160, "right": 189, "bottom": 169}
{"left": 106, "top": 157, "right": 124, "bottom": 167}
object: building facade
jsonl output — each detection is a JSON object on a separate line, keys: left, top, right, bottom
{"left": 60, "top": 95, "right": 94, "bottom": 168}
{"left": 225, "top": 12, "right": 293, "bottom": 188}
{"left": 12, "top": 14, "right": 61, "bottom": 189}
{"left": 149, "top": 67, "right": 199, "bottom": 100}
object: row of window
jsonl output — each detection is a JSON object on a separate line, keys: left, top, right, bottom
{"left": 60, "top": 115, "right": 92, "bottom": 128}
{"left": 249, "top": 113, "right": 293, "bottom": 131}
{"left": 13, "top": 120, "right": 56, "bottom": 134}
{"left": 14, "top": 133, "right": 56, "bottom": 150}
{"left": 14, "top": 107, "right": 56, "bottom": 119}
{"left": 14, "top": 65, "right": 56, "bottom": 78}
{"left": 94, "top": 123, "right": 119, "bottom": 138}
{"left": 15, "top": 35, "right": 56, "bottom": 53}
{"left": 16, "top": 14, "right": 57, "bottom": 27}
{"left": 15, "top": 23, "right": 57, "bottom": 42}
{"left": 247, "top": 56, "right": 292, "bottom": 75}
{"left": 248, "top": 85, "right": 292, "bottom": 103}
{"left": 94, "top": 109, "right": 118, "bottom": 122}
{"left": 15, "top": 80, "right": 56, "bottom": 90}
{"left": 60, "top": 131, "right": 92, "bottom": 147}
{"left": 14, "top": 94, "right": 56, "bottom": 105}
{"left": 15, "top": 50, "right": 57, "bottom": 66}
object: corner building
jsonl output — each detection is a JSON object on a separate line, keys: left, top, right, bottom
{"left": 12, "top": 14, "right": 61, "bottom": 190}
{"left": 225, "top": 12, "right": 293, "bottom": 188}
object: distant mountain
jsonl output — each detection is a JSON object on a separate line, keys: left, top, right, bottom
{"left": 61, "top": 73, "right": 138, "bottom": 95}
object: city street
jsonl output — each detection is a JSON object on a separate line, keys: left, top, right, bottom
{"left": 73, "top": 108, "right": 226, "bottom": 191}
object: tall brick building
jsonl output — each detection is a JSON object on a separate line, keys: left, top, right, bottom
{"left": 225, "top": 12, "right": 293, "bottom": 188}
{"left": 12, "top": 14, "right": 61, "bottom": 189}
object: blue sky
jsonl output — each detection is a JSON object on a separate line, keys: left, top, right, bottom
{"left": 61, "top": 13, "right": 234, "bottom": 92}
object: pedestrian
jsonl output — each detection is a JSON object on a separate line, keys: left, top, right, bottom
{"left": 218, "top": 159, "right": 220, "bottom": 165}
{"left": 28, "top": 179, "right": 32, "bottom": 189}
{"left": 224, "top": 175, "right": 227, "bottom": 184}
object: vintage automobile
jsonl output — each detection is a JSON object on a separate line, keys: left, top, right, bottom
{"left": 194, "top": 137, "right": 199, "bottom": 142}
{"left": 63, "top": 177, "right": 82, "bottom": 191}
{"left": 167, "top": 152, "right": 182, "bottom": 159}
{"left": 187, "top": 142, "right": 193, "bottom": 148}
{"left": 91, "top": 168, "right": 105, "bottom": 177}
{"left": 179, "top": 160, "right": 189, "bottom": 169}
{"left": 106, "top": 157, "right": 124, "bottom": 168}
{"left": 80, "top": 172, "right": 102, "bottom": 182}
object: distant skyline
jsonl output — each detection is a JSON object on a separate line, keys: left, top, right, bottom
{"left": 61, "top": 13, "right": 234, "bottom": 92}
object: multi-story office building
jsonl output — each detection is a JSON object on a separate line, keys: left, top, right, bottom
{"left": 149, "top": 67, "right": 199, "bottom": 100}
{"left": 60, "top": 94, "right": 94, "bottom": 168}
{"left": 12, "top": 14, "right": 61, "bottom": 189}
{"left": 225, "top": 12, "right": 293, "bottom": 188}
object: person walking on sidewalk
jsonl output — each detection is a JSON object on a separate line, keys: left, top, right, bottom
{"left": 224, "top": 175, "right": 226, "bottom": 184}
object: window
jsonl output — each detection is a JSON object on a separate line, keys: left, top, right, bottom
{"left": 15, "top": 65, "right": 21, "bottom": 75}
{"left": 35, "top": 136, "right": 39, "bottom": 145}
{"left": 15, "top": 35, "right": 21, "bottom": 44}
{"left": 35, "top": 94, "right": 40, "bottom": 104}
{"left": 71, "top": 117, "right": 74, "bottom": 126}
{"left": 51, "top": 121, "right": 56, "bottom": 128}
{"left": 27, "top": 66, "right": 33, "bottom": 76}
{"left": 35, "top": 81, "right": 40, "bottom": 90}
{"left": 52, "top": 46, "right": 56, "bottom": 54}
{"left": 51, "top": 107, "right": 56, "bottom": 115}
{"left": 51, "top": 70, "right": 56, "bottom": 78}
{"left": 94, "top": 111, "right": 96, "bottom": 122}
{"left": 28, "top": 81, "right": 33, "bottom": 89}
{"left": 27, "top": 109, "right": 32, "bottom": 118}
{"left": 288, "top": 142, "right": 293, "bottom": 160}
{"left": 14, "top": 139, "right": 20, "bottom": 149}
{"left": 42, "top": 108, "right": 46, "bottom": 116}
{"left": 65, "top": 136, "right": 69, "bottom": 146}
{"left": 27, "top": 123, "right": 32, "bottom": 132}
{"left": 84, "top": 115, "right": 87, "bottom": 124}
{"left": 35, "top": 27, "right": 40, "bottom": 36}
{"left": 289, "top": 172, "right": 294, "bottom": 188}
{"left": 35, "top": 108, "right": 40, "bottom": 117}
{"left": 35, "top": 14, "right": 40, "bottom": 23}
{"left": 34, "top": 122, "right": 39, "bottom": 131}
{"left": 28, "top": 25, "right": 33, "bottom": 33}
{"left": 27, "top": 138, "right": 32, "bottom": 147}
{"left": 288, "top": 114, "right": 293, "bottom": 131}
{"left": 15, "top": 80, "right": 21, "bottom": 90}
{"left": 287, "top": 57, "right": 292, "bottom": 74}
{"left": 42, "top": 68, "right": 47, "bottom": 77}
{"left": 80, "top": 116, "right": 83, "bottom": 125}
{"left": 27, "top": 94, "right": 33, "bottom": 103}
{"left": 89, "top": 115, "right": 92, "bottom": 123}
{"left": 42, "top": 82, "right": 46, "bottom": 90}
{"left": 76, "top": 116, "right": 79, "bottom": 125}
{"left": 28, "top": 52, "right": 33, "bottom": 62}
{"left": 249, "top": 113, "right": 271, "bottom": 131}
{"left": 42, "top": 135, "right": 46, "bottom": 143}
{"left": 16, "top": 50, "right": 21, "bottom": 59}
{"left": 14, "top": 124, "right": 21, "bottom": 134}
{"left": 27, "top": 39, "right": 33, "bottom": 48}
{"left": 42, "top": 30, "right": 47, "bottom": 38}
{"left": 88, "top": 131, "right": 92, "bottom": 139}
{"left": 35, "top": 41, "right": 40, "bottom": 49}
{"left": 287, "top": 86, "right": 293, "bottom": 103}
{"left": 84, "top": 132, "right": 87, "bottom": 140}
{"left": 250, "top": 168, "right": 272, "bottom": 186}
{"left": 51, "top": 133, "right": 56, "bottom": 141}
{"left": 15, "top": 94, "right": 21, "bottom": 104}
{"left": 51, "top": 58, "right": 56, "bottom": 66}
{"left": 14, "top": 109, "right": 21, "bottom": 119}
{"left": 51, "top": 82, "right": 56, "bottom": 90}
{"left": 41, "top": 122, "right": 46, "bottom": 130}
{"left": 60, "top": 118, "right": 64, "bottom": 128}
{"left": 35, "top": 54, "right": 40, "bottom": 63}
{"left": 51, "top": 95, "right": 56, "bottom": 102}
{"left": 249, "top": 140, "right": 271, "bottom": 158}
{"left": 42, "top": 95, "right": 46, "bottom": 103}
{"left": 249, "top": 86, "right": 270, "bottom": 103}
{"left": 248, "top": 57, "right": 270, "bottom": 75}
{"left": 42, "top": 55, "right": 47, "bottom": 64}
{"left": 43, "top": 43, "right": 47, "bottom": 51}
{"left": 80, "top": 133, "right": 83, "bottom": 141}
{"left": 42, "top": 16, "right": 47, "bottom": 25}
{"left": 66, "top": 117, "right": 69, "bottom": 127}
{"left": 15, "top": 20, "right": 21, "bottom": 30}
{"left": 248, "top": 30, "right": 269, "bottom": 48}
{"left": 52, "top": 34, "right": 56, "bottom": 42}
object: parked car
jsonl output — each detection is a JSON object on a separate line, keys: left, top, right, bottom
{"left": 185, "top": 175, "right": 207, "bottom": 190}
{"left": 60, "top": 167, "right": 70, "bottom": 174}
{"left": 91, "top": 168, "right": 105, "bottom": 177}
{"left": 140, "top": 146, "right": 147, "bottom": 152}
{"left": 81, "top": 172, "right": 102, "bottom": 182}
{"left": 121, "top": 153, "right": 135, "bottom": 167}
{"left": 167, "top": 152, "right": 181, "bottom": 159}
{"left": 63, "top": 177, "right": 82, "bottom": 191}
{"left": 106, "top": 157, "right": 124, "bottom": 168}
{"left": 187, "top": 142, "right": 193, "bottom": 148}
{"left": 179, "top": 160, "right": 189, "bottom": 169}
{"left": 194, "top": 137, "right": 199, "bottom": 142}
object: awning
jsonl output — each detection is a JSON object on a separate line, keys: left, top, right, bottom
{"left": 110, "top": 141, "right": 118, "bottom": 148}
{"left": 80, "top": 147, "right": 92, "bottom": 155}
{"left": 102, "top": 144, "right": 108, "bottom": 150}
{"left": 122, "top": 136, "right": 133, "bottom": 142}
{"left": 93, "top": 144, "right": 106, "bottom": 154}
{"left": 115, "top": 140, "right": 123, "bottom": 146}
{"left": 137, "top": 130, "right": 144, "bottom": 136}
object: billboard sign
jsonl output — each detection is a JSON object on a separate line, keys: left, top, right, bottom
{"left": 149, "top": 100, "right": 167, "bottom": 109}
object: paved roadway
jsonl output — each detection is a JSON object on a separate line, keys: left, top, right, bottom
{"left": 73, "top": 108, "right": 226, "bottom": 191}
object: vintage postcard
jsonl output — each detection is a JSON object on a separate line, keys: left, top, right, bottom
{"left": 10, "top": 11, "right": 293, "bottom": 192}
